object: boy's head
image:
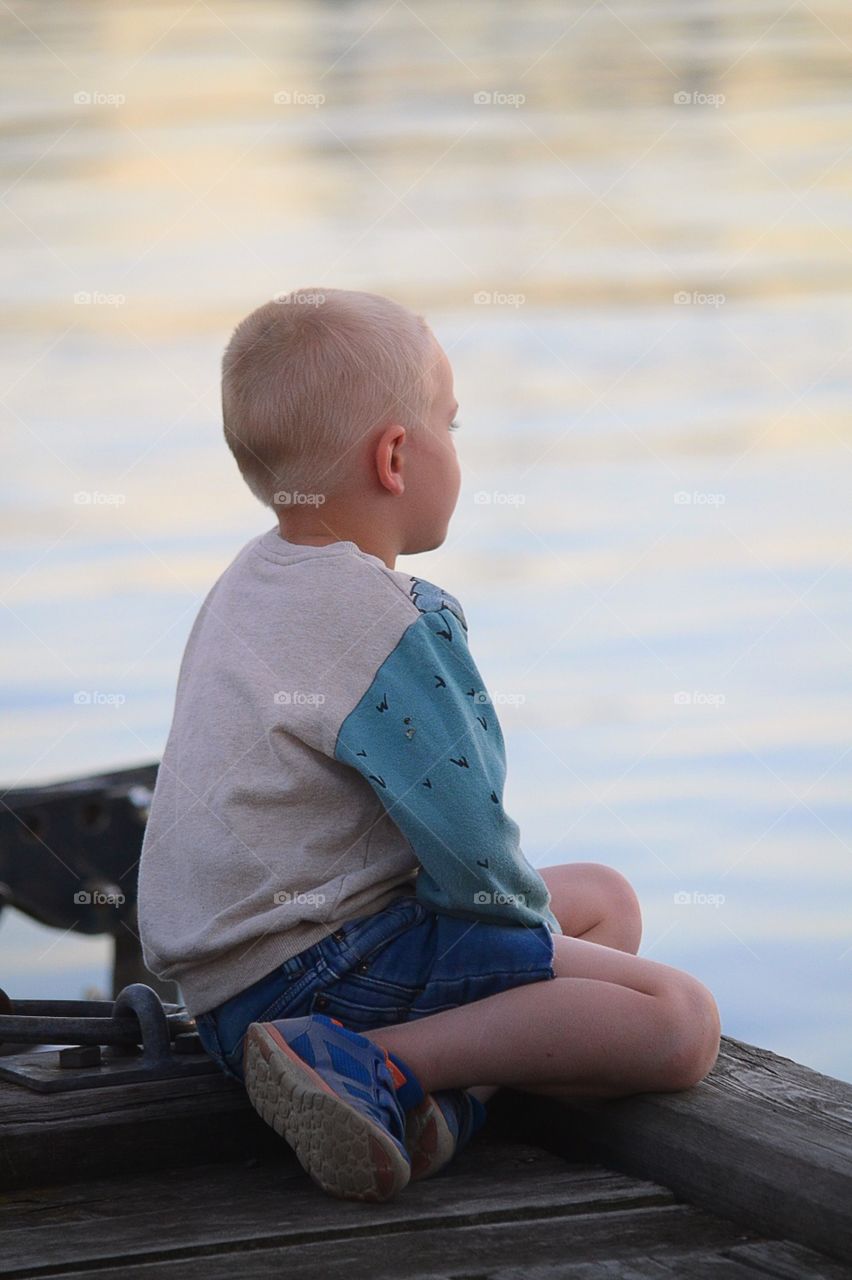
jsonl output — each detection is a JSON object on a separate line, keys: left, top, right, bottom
{"left": 221, "top": 288, "right": 461, "bottom": 562}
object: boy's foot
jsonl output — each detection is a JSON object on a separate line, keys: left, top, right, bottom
{"left": 242, "top": 1013, "right": 418, "bottom": 1203}
{"left": 405, "top": 1088, "right": 488, "bottom": 1180}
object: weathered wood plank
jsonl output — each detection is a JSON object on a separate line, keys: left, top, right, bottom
{"left": 0, "top": 1139, "right": 677, "bottom": 1274}
{"left": 441, "top": 1243, "right": 852, "bottom": 1280}
{"left": 0, "top": 1061, "right": 589, "bottom": 1193}
{"left": 7, "top": 1204, "right": 763, "bottom": 1280}
{"left": 456, "top": 1243, "right": 852, "bottom": 1280}
{"left": 0, "top": 1071, "right": 281, "bottom": 1191}
{"left": 722, "top": 1238, "right": 852, "bottom": 1280}
{"left": 1, "top": 1032, "right": 849, "bottom": 1275}
{"left": 533, "top": 1033, "right": 852, "bottom": 1267}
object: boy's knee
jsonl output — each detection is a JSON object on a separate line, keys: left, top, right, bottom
{"left": 583, "top": 863, "right": 643, "bottom": 921}
{"left": 591, "top": 864, "right": 643, "bottom": 947}
{"left": 659, "top": 978, "right": 722, "bottom": 1091}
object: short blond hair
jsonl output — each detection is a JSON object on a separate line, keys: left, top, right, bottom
{"left": 221, "top": 288, "right": 437, "bottom": 508}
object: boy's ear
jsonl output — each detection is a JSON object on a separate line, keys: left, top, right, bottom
{"left": 376, "top": 422, "right": 406, "bottom": 497}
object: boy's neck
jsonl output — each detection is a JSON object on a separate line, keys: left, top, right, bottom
{"left": 275, "top": 521, "right": 398, "bottom": 570}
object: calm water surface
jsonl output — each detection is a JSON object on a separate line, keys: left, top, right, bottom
{"left": 1, "top": 2, "right": 851, "bottom": 1081}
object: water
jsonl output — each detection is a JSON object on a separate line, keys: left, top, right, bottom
{"left": 1, "top": 1, "right": 850, "bottom": 1082}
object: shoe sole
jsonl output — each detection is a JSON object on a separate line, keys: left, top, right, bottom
{"left": 243, "top": 1022, "right": 411, "bottom": 1203}
{"left": 405, "top": 1094, "right": 457, "bottom": 1181}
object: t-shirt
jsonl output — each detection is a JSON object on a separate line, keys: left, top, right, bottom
{"left": 136, "top": 526, "right": 561, "bottom": 1016}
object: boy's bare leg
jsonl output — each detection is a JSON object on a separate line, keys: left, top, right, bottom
{"left": 361, "top": 928, "right": 721, "bottom": 1102}
{"left": 464, "top": 862, "right": 645, "bottom": 1104}
{"left": 540, "top": 862, "right": 644, "bottom": 956}
{"left": 362, "top": 932, "right": 720, "bottom": 1098}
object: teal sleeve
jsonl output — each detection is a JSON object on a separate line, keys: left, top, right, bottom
{"left": 333, "top": 606, "right": 561, "bottom": 934}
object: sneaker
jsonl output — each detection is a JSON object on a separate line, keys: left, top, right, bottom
{"left": 242, "top": 1013, "right": 416, "bottom": 1202}
{"left": 405, "top": 1088, "right": 488, "bottom": 1181}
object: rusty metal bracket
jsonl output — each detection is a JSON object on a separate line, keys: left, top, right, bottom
{"left": 0, "top": 983, "right": 220, "bottom": 1092}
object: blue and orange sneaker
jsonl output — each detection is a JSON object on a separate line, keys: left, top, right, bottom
{"left": 404, "top": 1088, "right": 488, "bottom": 1180}
{"left": 242, "top": 1013, "right": 423, "bottom": 1202}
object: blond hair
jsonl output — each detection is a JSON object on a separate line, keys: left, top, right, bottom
{"left": 221, "top": 288, "right": 437, "bottom": 508}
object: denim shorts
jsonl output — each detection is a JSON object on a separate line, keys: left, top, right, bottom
{"left": 194, "top": 892, "right": 556, "bottom": 1083}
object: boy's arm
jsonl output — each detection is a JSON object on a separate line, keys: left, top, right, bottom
{"left": 333, "top": 603, "right": 561, "bottom": 934}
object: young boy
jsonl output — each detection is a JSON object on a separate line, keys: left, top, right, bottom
{"left": 137, "top": 288, "right": 721, "bottom": 1205}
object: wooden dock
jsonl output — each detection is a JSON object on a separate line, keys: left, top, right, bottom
{"left": 1, "top": 1032, "right": 849, "bottom": 1279}
{"left": 1, "top": 765, "right": 849, "bottom": 1275}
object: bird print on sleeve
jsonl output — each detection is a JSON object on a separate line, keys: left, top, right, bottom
{"left": 333, "top": 576, "right": 560, "bottom": 934}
